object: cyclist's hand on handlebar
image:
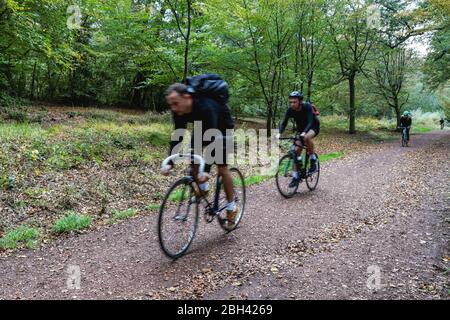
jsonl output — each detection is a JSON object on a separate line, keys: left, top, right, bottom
{"left": 275, "top": 133, "right": 281, "bottom": 139}
{"left": 300, "top": 132, "right": 306, "bottom": 138}
{"left": 161, "top": 164, "right": 173, "bottom": 176}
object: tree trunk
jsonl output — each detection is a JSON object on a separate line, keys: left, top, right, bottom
{"left": 307, "top": 72, "right": 313, "bottom": 101}
{"left": 30, "top": 61, "right": 37, "bottom": 100}
{"left": 394, "top": 96, "right": 401, "bottom": 128}
{"left": 349, "top": 74, "right": 356, "bottom": 134}
{"left": 267, "top": 101, "right": 273, "bottom": 135}
{"left": 182, "top": 0, "right": 192, "bottom": 83}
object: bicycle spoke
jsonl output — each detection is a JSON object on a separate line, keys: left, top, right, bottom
{"left": 158, "top": 178, "right": 199, "bottom": 259}
{"left": 276, "top": 154, "right": 299, "bottom": 198}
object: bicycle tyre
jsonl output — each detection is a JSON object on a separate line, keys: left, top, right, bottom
{"left": 158, "top": 177, "right": 199, "bottom": 259}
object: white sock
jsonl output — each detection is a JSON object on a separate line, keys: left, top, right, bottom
{"left": 292, "top": 171, "right": 299, "bottom": 179}
{"left": 199, "top": 182, "right": 209, "bottom": 191}
{"left": 310, "top": 154, "right": 317, "bottom": 160}
{"left": 227, "top": 201, "right": 236, "bottom": 211}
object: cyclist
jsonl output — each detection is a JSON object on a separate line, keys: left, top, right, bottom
{"left": 440, "top": 118, "right": 445, "bottom": 130}
{"left": 399, "top": 111, "right": 412, "bottom": 142}
{"left": 161, "top": 79, "right": 239, "bottom": 225}
{"left": 277, "top": 91, "right": 320, "bottom": 188}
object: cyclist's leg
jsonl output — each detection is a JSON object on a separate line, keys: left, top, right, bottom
{"left": 207, "top": 134, "right": 235, "bottom": 204}
{"left": 291, "top": 140, "right": 302, "bottom": 180}
{"left": 406, "top": 127, "right": 410, "bottom": 141}
{"left": 304, "top": 129, "right": 317, "bottom": 156}
{"left": 305, "top": 128, "right": 319, "bottom": 172}
{"left": 190, "top": 164, "right": 210, "bottom": 197}
{"left": 218, "top": 164, "right": 234, "bottom": 204}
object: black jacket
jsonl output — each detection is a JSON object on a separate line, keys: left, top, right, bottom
{"left": 279, "top": 102, "right": 319, "bottom": 134}
{"left": 400, "top": 116, "right": 412, "bottom": 127}
{"left": 169, "top": 96, "right": 235, "bottom": 155}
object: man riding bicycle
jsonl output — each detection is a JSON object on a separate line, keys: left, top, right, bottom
{"left": 161, "top": 75, "right": 239, "bottom": 226}
{"left": 400, "top": 111, "right": 412, "bottom": 142}
{"left": 277, "top": 91, "right": 320, "bottom": 188}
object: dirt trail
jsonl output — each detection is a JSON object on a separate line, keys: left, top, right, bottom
{"left": 0, "top": 131, "right": 449, "bottom": 300}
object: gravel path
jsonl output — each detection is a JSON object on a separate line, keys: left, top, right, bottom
{"left": 1, "top": 131, "right": 449, "bottom": 300}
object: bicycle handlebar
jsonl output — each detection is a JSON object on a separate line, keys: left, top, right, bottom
{"left": 279, "top": 135, "right": 305, "bottom": 141}
{"left": 279, "top": 135, "right": 306, "bottom": 149}
{"left": 161, "top": 153, "right": 207, "bottom": 179}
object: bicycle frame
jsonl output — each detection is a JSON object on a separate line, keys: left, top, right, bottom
{"left": 161, "top": 153, "right": 228, "bottom": 218}
{"left": 280, "top": 136, "right": 310, "bottom": 177}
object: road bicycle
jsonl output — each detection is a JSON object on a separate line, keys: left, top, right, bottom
{"left": 158, "top": 153, "right": 246, "bottom": 259}
{"left": 275, "top": 136, "right": 320, "bottom": 198}
{"left": 399, "top": 126, "right": 410, "bottom": 147}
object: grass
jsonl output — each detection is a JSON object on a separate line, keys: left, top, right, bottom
{"left": 51, "top": 212, "right": 92, "bottom": 234}
{"left": 243, "top": 174, "right": 272, "bottom": 186}
{"left": 320, "top": 151, "right": 345, "bottom": 162}
{"left": 241, "top": 151, "right": 346, "bottom": 187}
{"left": 320, "top": 112, "right": 441, "bottom": 134}
{"left": 412, "top": 127, "right": 432, "bottom": 134}
{"left": 0, "top": 122, "right": 46, "bottom": 141}
{"left": 0, "top": 226, "right": 41, "bottom": 250}
{"left": 25, "top": 187, "right": 48, "bottom": 199}
{"left": 145, "top": 204, "right": 161, "bottom": 211}
{"left": 168, "top": 188, "right": 191, "bottom": 202}
{"left": 108, "top": 209, "right": 138, "bottom": 224}
{"left": 0, "top": 108, "right": 172, "bottom": 170}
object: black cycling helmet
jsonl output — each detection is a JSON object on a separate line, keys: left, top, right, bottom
{"left": 289, "top": 91, "right": 304, "bottom": 100}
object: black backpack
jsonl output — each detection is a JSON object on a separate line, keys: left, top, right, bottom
{"left": 186, "top": 74, "right": 230, "bottom": 105}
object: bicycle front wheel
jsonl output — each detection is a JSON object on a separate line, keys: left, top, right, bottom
{"left": 158, "top": 177, "right": 199, "bottom": 259}
{"left": 305, "top": 154, "right": 320, "bottom": 191}
{"left": 275, "top": 154, "right": 299, "bottom": 198}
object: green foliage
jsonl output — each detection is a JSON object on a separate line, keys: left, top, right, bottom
{"left": 6, "top": 109, "right": 28, "bottom": 122}
{"left": 0, "top": 225, "right": 41, "bottom": 250}
{"left": 109, "top": 208, "right": 138, "bottom": 224}
{"left": 51, "top": 212, "right": 92, "bottom": 234}
{"left": 145, "top": 204, "right": 161, "bottom": 211}
{"left": 320, "top": 152, "right": 345, "bottom": 162}
{"left": 0, "top": 0, "right": 446, "bottom": 126}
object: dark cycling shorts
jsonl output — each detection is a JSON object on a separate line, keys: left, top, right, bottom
{"left": 310, "top": 125, "right": 320, "bottom": 137}
{"left": 301, "top": 124, "right": 320, "bottom": 137}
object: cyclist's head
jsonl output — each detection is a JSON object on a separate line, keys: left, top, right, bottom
{"left": 403, "top": 111, "right": 411, "bottom": 117}
{"left": 288, "top": 91, "right": 304, "bottom": 110}
{"left": 165, "top": 83, "right": 193, "bottom": 116}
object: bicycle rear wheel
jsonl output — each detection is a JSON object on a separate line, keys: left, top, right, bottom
{"left": 305, "top": 154, "right": 320, "bottom": 191}
{"left": 158, "top": 177, "right": 199, "bottom": 259}
{"left": 217, "top": 168, "right": 246, "bottom": 232}
{"left": 275, "top": 154, "right": 299, "bottom": 198}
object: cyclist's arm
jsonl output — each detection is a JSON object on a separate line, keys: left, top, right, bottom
{"left": 279, "top": 109, "right": 291, "bottom": 135}
{"left": 168, "top": 113, "right": 188, "bottom": 164}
